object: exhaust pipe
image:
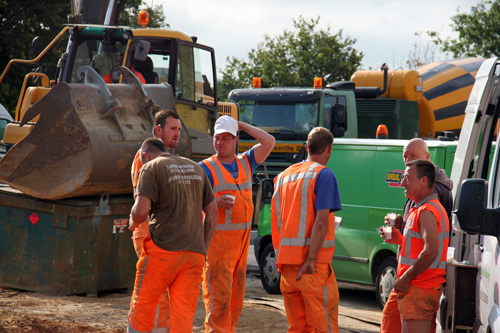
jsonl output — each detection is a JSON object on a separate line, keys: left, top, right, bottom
{"left": 353, "top": 63, "right": 389, "bottom": 99}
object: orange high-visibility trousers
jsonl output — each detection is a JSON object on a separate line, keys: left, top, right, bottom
{"left": 380, "top": 290, "right": 401, "bottom": 333}
{"left": 202, "top": 229, "right": 250, "bottom": 332}
{"left": 132, "top": 223, "right": 170, "bottom": 332}
{"left": 128, "top": 238, "right": 204, "bottom": 333}
{"left": 380, "top": 289, "right": 437, "bottom": 333}
{"left": 280, "top": 263, "right": 339, "bottom": 333}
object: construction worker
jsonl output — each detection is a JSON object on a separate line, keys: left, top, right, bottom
{"left": 130, "top": 110, "right": 181, "bottom": 331}
{"left": 271, "top": 127, "right": 342, "bottom": 332}
{"left": 103, "top": 53, "right": 145, "bottom": 84}
{"left": 128, "top": 138, "right": 217, "bottom": 333}
{"left": 380, "top": 138, "right": 453, "bottom": 333}
{"left": 200, "top": 115, "right": 275, "bottom": 332}
{"left": 380, "top": 159, "right": 449, "bottom": 332}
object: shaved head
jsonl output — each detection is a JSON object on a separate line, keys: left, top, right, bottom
{"left": 403, "top": 138, "right": 430, "bottom": 165}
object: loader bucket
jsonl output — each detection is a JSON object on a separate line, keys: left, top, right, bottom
{"left": 0, "top": 66, "right": 181, "bottom": 199}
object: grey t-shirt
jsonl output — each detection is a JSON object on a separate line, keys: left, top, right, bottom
{"left": 136, "top": 155, "right": 215, "bottom": 255}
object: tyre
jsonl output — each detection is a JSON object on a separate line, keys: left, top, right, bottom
{"left": 375, "top": 256, "right": 397, "bottom": 309}
{"left": 259, "top": 243, "right": 281, "bottom": 294}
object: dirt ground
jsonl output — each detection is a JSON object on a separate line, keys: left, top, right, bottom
{"left": 0, "top": 270, "right": 381, "bottom": 332}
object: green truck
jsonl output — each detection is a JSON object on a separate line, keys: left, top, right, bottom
{"left": 228, "top": 67, "right": 480, "bottom": 307}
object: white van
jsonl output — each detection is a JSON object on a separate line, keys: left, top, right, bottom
{"left": 441, "top": 57, "right": 500, "bottom": 332}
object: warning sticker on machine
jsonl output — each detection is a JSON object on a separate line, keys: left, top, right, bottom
{"left": 386, "top": 170, "right": 404, "bottom": 188}
{"left": 113, "top": 218, "right": 128, "bottom": 234}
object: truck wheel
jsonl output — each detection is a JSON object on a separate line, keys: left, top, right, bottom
{"left": 259, "top": 243, "right": 281, "bottom": 294}
{"left": 375, "top": 256, "right": 397, "bottom": 309}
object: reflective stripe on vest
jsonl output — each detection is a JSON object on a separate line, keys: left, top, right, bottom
{"left": 207, "top": 157, "right": 253, "bottom": 193}
{"left": 399, "top": 199, "right": 448, "bottom": 270}
{"left": 274, "top": 162, "right": 335, "bottom": 252}
{"left": 204, "top": 155, "right": 253, "bottom": 231}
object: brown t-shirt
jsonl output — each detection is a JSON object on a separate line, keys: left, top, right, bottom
{"left": 136, "top": 155, "right": 215, "bottom": 254}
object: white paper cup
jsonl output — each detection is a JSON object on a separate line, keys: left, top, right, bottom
{"left": 334, "top": 216, "right": 342, "bottom": 230}
{"left": 382, "top": 226, "right": 392, "bottom": 239}
{"left": 447, "top": 247, "right": 455, "bottom": 264}
{"left": 387, "top": 213, "right": 397, "bottom": 226}
{"left": 224, "top": 194, "right": 236, "bottom": 203}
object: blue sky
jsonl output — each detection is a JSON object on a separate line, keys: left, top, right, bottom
{"left": 158, "top": 0, "right": 480, "bottom": 73}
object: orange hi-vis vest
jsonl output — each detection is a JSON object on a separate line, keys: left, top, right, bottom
{"left": 398, "top": 193, "right": 449, "bottom": 288}
{"left": 202, "top": 154, "right": 254, "bottom": 231}
{"left": 271, "top": 162, "right": 336, "bottom": 268}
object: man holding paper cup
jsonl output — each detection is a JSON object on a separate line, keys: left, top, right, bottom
{"left": 380, "top": 159, "right": 449, "bottom": 332}
{"left": 381, "top": 138, "right": 453, "bottom": 333}
{"left": 199, "top": 115, "right": 275, "bottom": 332}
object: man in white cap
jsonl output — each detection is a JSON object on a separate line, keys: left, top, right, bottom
{"left": 200, "top": 115, "right": 275, "bottom": 332}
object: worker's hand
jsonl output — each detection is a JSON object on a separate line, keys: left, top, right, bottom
{"left": 129, "top": 215, "right": 139, "bottom": 231}
{"left": 296, "top": 258, "right": 316, "bottom": 280}
{"left": 378, "top": 226, "right": 403, "bottom": 245}
{"left": 394, "top": 275, "right": 410, "bottom": 293}
{"left": 237, "top": 121, "right": 247, "bottom": 131}
{"left": 384, "top": 214, "right": 403, "bottom": 230}
{"left": 216, "top": 196, "right": 235, "bottom": 210}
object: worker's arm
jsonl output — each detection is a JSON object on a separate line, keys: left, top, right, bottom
{"left": 297, "top": 208, "right": 330, "bottom": 280}
{"left": 129, "top": 195, "right": 151, "bottom": 231}
{"left": 393, "top": 210, "right": 439, "bottom": 292}
{"left": 238, "top": 121, "right": 275, "bottom": 164}
{"left": 203, "top": 199, "right": 218, "bottom": 251}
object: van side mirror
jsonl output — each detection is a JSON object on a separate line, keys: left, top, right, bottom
{"left": 262, "top": 178, "right": 274, "bottom": 205}
{"left": 133, "top": 40, "right": 151, "bottom": 62}
{"left": 453, "top": 178, "right": 500, "bottom": 236}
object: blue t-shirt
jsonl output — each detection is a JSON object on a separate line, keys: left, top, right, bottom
{"left": 199, "top": 148, "right": 259, "bottom": 187}
{"left": 314, "top": 167, "right": 342, "bottom": 213}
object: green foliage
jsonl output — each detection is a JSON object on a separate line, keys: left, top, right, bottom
{"left": 0, "top": 0, "right": 71, "bottom": 115}
{"left": 219, "top": 16, "right": 363, "bottom": 97}
{"left": 0, "top": 0, "right": 168, "bottom": 116}
{"left": 428, "top": 0, "right": 500, "bottom": 58}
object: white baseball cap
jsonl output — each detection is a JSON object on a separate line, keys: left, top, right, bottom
{"left": 214, "top": 115, "right": 238, "bottom": 136}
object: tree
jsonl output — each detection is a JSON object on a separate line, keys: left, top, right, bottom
{"left": 0, "top": 0, "right": 167, "bottom": 115}
{"left": 406, "top": 32, "right": 438, "bottom": 69}
{"left": 219, "top": 16, "right": 363, "bottom": 97}
{"left": 428, "top": 0, "right": 500, "bottom": 58}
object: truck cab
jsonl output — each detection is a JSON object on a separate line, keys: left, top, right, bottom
{"left": 229, "top": 86, "right": 356, "bottom": 176}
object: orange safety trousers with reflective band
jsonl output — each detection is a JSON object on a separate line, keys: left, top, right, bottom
{"left": 271, "top": 162, "right": 336, "bottom": 268}
{"left": 280, "top": 263, "right": 339, "bottom": 333}
{"left": 201, "top": 154, "right": 254, "bottom": 332}
{"left": 130, "top": 151, "right": 170, "bottom": 331}
{"left": 127, "top": 238, "right": 204, "bottom": 333}
{"left": 397, "top": 196, "right": 449, "bottom": 288}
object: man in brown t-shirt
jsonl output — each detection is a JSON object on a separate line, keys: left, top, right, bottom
{"left": 127, "top": 138, "right": 217, "bottom": 333}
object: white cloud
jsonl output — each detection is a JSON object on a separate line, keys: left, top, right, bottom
{"left": 157, "top": 0, "right": 480, "bottom": 71}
